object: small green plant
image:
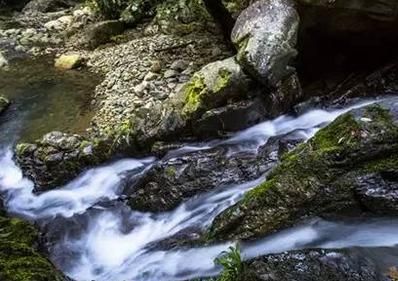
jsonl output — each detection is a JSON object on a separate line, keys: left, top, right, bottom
{"left": 214, "top": 246, "right": 244, "bottom": 281}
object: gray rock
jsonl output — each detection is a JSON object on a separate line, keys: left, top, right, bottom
{"left": 23, "top": 0, "right": 77, "bottom": 14}
{"left": 164, "top": 69, "right": 179, "bottom": 78}
{"left": 82, "top": 20, "right": 125, "bottom": 49}
{"left": 170, "top": 59, "right": 188, "bottom": 71}
{"left": 232, "top": 0, "right": 299, "bottom": 87}
{"left": 244, "top": 248, "right": 388, "bottom": 281}
{"left": 144, "top": 71, "right": 158, "bottom": 81}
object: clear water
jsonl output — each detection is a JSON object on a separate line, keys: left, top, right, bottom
{"left": 0, "top": 57, "right": 101, "bottom": 143}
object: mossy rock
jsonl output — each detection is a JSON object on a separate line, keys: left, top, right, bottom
{"left": 0, "top": 215, "right": 65, "bottom": 281}
{"left": 209, "top": 98, "right": 398, "bottom": 241}
{"left": 173, "top": 57, "right": 252, "bottom": 120}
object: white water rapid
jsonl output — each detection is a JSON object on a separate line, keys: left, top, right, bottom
{"left": 1, "top": 100, "right": 396, "bottom": 281}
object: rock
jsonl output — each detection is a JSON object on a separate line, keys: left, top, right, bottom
{"left": 209, "top": 98, "right": 398, "bottom": 241}
{"left": 0, "top": 214, "right": 67, "bottom": 280}
{"left": 0, "top": 52, "right": 8, "bottom": 68}
{"left": 44, "top": 15, "right": 73, "bottom": 31}
{"left": 170, "top": 59, "right": 188, "bottom": 71}
{"left": 355, "top": 171, "right": 398, "bottom": 215}
{"left": 164, "top": 69, "right": 179, "bottom": 79}
{"left": 144, "top": 71, "right": 158, "bottom": 81}
{"left": 127, "top": 138, "right": 283, "bottom": 212}
{"left": 82, "top": 20, "right": 125, "bottom": 49}
{"left": 232, "top": 0, "right": 299, "bottom": 87}
{"left": 23, "top": 0, "right": 77, "bottom": 14}
{"left": 150, "top": 60, "right": 162, "bottom": 73}
{"left": 0, "top": 96, "right": 10, "bottom": 115}
{"left": 154, "top": 0, "right": 214, "bottom": 35}
{"left": 54, "top": 54, "right": 82, "bottom": 70}
{"left": 15, "top": 132, "right": 111, "bottom": 190}
{"left": 192, "top": 98, "right": 268, "bottom": 137}
{"left": 242, "top": 248, "right": 388, "bottom": 281}
{"left": 171, "top": 57, "right": 252, "bottom": 120}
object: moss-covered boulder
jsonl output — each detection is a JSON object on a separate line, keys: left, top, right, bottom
{"left": 209, "top": 98, "right": 398, "bottom": 241}
{"left": 0, "top": 95, "right": 9, "bottom": 115}
{"left": 0, "top": 214, "right": 66, "bottom": 281}
{"left": 173, "top": 57, "right": 252, "bottom": 120}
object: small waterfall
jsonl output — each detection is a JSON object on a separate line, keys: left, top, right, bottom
{"left": 0, "top": 99, "right": 391, "bottom": 281}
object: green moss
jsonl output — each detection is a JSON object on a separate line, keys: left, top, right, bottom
{"left": 214, "top": 68, "right": 232, "bottom": 93}
{"left": 235, "top": 35, "right": 250, "bottom": 62}
{"left": 165, "top": 166, "right": 177, "bottom": 177}
{"left": 182, "top": 75, "right": 207, "bottom": 117}
{"left": 16, "top": 143, "right": 33, "bottom": 156}
{"left": 244, "top": 179, "right": 275, "bottom": 202}
{"left": 363, "top": 153, "right": 398, "bottom": 173}
{"left": 310, "top": 114, "right": 361, "bottom": 153}
{"left": 0, "top": 216, "right": 64, "bottom": 281}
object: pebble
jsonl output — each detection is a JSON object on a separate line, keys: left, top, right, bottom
{"left": 164, "top": 69, "right": 179, "bottom": 78}
{"left": 170, "top": 59, "right": 188, "bottom": 71}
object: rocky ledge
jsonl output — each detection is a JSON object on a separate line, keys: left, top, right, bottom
{"left": 209, "top": 98, "right": 398, "bottom": 241}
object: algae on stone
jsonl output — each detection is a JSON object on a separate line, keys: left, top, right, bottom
{"left": 0, "top": 215, "right": 65, "bottom": 281}
{"left": 209, "top": 99, "right": 398, "bottom": 241}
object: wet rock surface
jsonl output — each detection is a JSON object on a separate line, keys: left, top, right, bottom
{"left": 127, "top": 140, "right": 281, "bottom": 212}
{"left": 243, "top": 248, "right": 390, "bottom": 281}
{"left": 210, "top": 98, "right": 398, "bottom": 241}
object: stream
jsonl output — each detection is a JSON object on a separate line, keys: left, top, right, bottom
{"left": 0, "top": 72, "right": 398, "bottom": 281}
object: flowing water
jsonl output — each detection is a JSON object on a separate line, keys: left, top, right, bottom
{"left": 0, "top": 91, "right": 397, "bottom": 281}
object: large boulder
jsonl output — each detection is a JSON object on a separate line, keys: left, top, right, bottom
{"left": 0, "top": 213, "right": 66, "bottom": 281}
{"left": 231, "top": 0, "right": 300, "bottom": 87}
{"left": 172, "top": 57, "right": 253, "bottom": 120}
{"left": 209, "top": 98, "right": 398, "bottom": 241}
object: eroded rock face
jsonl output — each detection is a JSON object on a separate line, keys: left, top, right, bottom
{"left": 243, "top": 248, "right": 388, "bottom": 281}
{"left": 209, "top": 98, "right": 398, "bottom": 241}
{"left": 232, "top": 0, "right": 300, "bottom": 87}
